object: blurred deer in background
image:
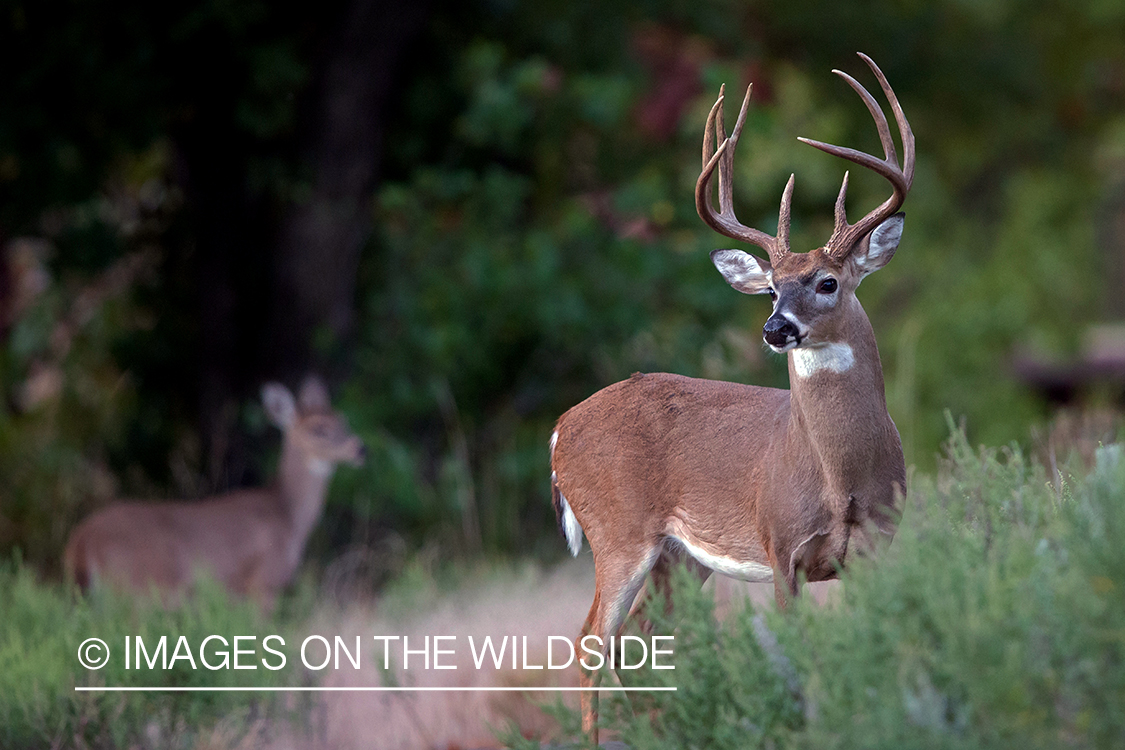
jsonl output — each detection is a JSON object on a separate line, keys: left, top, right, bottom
{"left": 549, "top": 53, "right": 914, "bottom": 739}
{"left": 64, "top": 376, "right": 365, "bottom": 608}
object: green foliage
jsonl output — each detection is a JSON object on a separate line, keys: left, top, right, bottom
{"left": 6, "top": 0, "right": 1125, "bottom": 562}
{"left": 0, "top": 0, "right": 335, "bottom": 567}
{"left": 0, "top": 245, "right": 151, "bottom": 573}
{"left": 0, "top": 565, "right": 303, "bottom": 749}
{"left": 544, "top": 432, "right": 1125, "bottom": 748}
{"left": 783, "top": 433, "right": 1125, "bottom": 748}
{"left": 347, "top": 18, "right": 786, "bottom": 553}
{"left": 596, "top": 565, "right": 803, "bottom": 750}
{"left": 341, "top": 0, "right": 1125, "bottom": 554}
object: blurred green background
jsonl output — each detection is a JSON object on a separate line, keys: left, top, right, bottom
{"left": 2, "top": 0, "right": 1124, "bottom": 572}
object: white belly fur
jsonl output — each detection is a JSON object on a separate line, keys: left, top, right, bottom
{"left": 668, "top": 532, "right": 774, "bottom": 583}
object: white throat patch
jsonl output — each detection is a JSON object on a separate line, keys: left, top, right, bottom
{"left": 307, "top": 457, "right": 333, "bottom": 478}
{"left": 792, "top": 343, "right": 855, "bottom": 378}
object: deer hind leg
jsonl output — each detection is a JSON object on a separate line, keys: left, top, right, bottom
{"left": 592, "top": 545, "right": 709, "bottom": 732}
{"left": 627, "top": 545, "right": 712, "bottom": 634}
{"left": 577, "top": 587, "right": 602, "bottom": 740}
{"left": 578, "top": 541, "right": 661, "bottom": 744}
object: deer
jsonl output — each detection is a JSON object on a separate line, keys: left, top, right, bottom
{"left": 549, "top": 53, "right": 913, "bottom": 739}
{"left": 63, "top": 376, "right": 365, "bottom": 608}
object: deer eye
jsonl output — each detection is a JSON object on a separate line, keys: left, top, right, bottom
{"left": 767, "top": 288, "right": 777, "bottom": 300}
{"left": 817, "top": 278, "right": 838, "bottom": 294}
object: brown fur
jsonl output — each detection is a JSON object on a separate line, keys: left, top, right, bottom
{"left": 551, "top": 244, "right": 906, "bottom": 736}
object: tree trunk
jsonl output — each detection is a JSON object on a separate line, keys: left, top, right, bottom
{"left": 185, "top": 0, "right": 430, "bottom": 485}
{"left": 265, "top": 0, "right": 430, "bottom": 385}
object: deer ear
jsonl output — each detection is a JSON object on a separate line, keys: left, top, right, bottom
{"left": 852, "top": 213, "right": 904, "bottom": 279}
{"left": 710, "top": 249, "right": 773, "bottom": 295}
{"left": 262, "top": 383, "right": 297, "bottom": 428}
{"left": 298, "top": 376, "right": 331, "bottom": 413}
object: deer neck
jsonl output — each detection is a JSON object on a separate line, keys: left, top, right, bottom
{"left": 784, "top": 300, "right": 890, "bottom": 484}
{"left": 276, "top": 438, "right": 333, "bottom": 550}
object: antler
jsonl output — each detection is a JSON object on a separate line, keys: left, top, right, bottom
{"left": 798, "top": 53, "right": 914, "bottom": 259}
{"left": 695, "top": 84, "right": 794, "bottom": 264}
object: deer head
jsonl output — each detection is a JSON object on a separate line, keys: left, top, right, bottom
{"left": 698, "top": 53, "right": 914, "bottom": 357}
{"left": 262, "top": 377, "right": 366, "bottom": 474}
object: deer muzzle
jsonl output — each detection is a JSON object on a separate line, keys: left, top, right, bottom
{"left": 763, "top": 314, "right": 800, "bottom": 349}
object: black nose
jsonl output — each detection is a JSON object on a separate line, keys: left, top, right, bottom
{"left": 763, "top": 315, "right": 798, "bottom": 347}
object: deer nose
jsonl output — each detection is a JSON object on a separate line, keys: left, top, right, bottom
{"left": 763, "top": 315, "right": 798, "bottom": 347}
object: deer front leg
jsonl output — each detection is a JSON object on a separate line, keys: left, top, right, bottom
{"left": 774, "top": 527, "right": 831, "bottom": 609}
{"left": 773, "top": 575, "right": 796, "bottom": 611}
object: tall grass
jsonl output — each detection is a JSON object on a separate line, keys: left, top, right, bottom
{"left": 536, "top": 429, "right": 1125, "bottom": 749}
{"left": 0, "top": 568, "right": 306, "bottom": 749}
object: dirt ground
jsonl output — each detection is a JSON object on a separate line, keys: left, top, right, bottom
{"left": 255, "top": 561, "right": 836, "bottom": 750}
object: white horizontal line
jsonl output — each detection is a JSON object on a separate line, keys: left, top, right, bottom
{"left": 75, "top": 686, "right": 676, "bottom": 693}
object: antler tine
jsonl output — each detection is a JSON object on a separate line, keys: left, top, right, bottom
{"left": 695, "top": 84, "right": 791, "bottom": 262}
{"left": 797, "top": 53, "right": 913, "bottom": 259}
{"left": 833, "top": 68, "right": 897, "bottom": 167}
{"left": 833, "top": 170, "right": 850, "bottom": 237}
{"left": 859, "top": 52, "right": 915, "bottom": 186}
{"left": 701, "top": 88, "right": 722, "bottom": 172}
{"left": 778, "top": 174, "right": 795, "bottom": 252}
{"left": 717, "top": 83, "right": 752, "bottom": 217}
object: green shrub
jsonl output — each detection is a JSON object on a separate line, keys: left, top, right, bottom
{"left": 598, "top": 564, "right": 804, "bottom": 750}
{"left": 0, "top": 566, "right": 304, "bottom": 749}
{"left": 542, "top": 430, "right": 1125, "bottom": 749}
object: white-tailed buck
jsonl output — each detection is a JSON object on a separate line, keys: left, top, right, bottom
{"left": 64, "top": 377, "right": 365, "bottom": 607}
{"left": 549, "top": 53, "right": 913, "bottom": 737}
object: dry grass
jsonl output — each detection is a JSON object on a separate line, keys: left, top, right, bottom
{"left": 259, "top": 559, "right": 838, "bottom": 750}
{"left": 270, "top": 562, "right": 592, "bottom": 750}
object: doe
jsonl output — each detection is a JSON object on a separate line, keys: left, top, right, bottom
{"left": 64, "top": 376, "right": 365, "bottom": 608}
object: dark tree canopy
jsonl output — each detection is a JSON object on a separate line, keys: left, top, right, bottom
{"left": 2, "top": 0, "right": 1125, "bottom": 569}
